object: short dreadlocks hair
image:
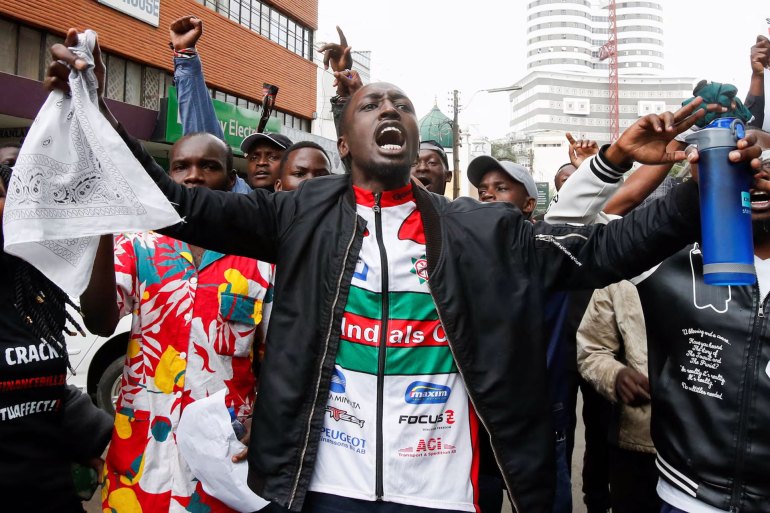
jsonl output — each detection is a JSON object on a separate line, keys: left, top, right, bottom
{"left": 0, "top": 165, "right": 84, "bottom": 370}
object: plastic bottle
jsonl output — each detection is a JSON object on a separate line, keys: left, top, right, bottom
{"left": 685, "top": 117, "right": 755, "bottom": 286}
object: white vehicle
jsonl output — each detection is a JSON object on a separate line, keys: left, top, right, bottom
{"left": 66, "top": 313, "right": 131, "bottom": 415}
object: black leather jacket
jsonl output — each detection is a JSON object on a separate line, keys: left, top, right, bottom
{"left": 123, "top": 130, "right": 700, "bottom": 512}
{"left": 637, "top": 245, "right": 770, "bottom": 513}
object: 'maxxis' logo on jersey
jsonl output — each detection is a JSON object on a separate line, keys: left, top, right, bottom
{"left": 325, "top": 406, "right": 365, "bottom": 427}
{"left": 398, "top": 437, "right": 457, "bottom": 458}
{"left": 404, "top": 381, "right": 451, "bottom": 404}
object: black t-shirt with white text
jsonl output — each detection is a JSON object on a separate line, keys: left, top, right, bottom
{"left": 0, "top": 253, "right": 80, "bottom": 510}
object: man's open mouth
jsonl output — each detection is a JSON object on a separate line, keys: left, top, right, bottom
{"left": 414, "top": 175, "right": 432, "bottom": 189}
{"left": 375, "top": 124, "right": 405, "bottom": 152}
{"left": 750, "top": 190, "right": 770, "bottom": 211}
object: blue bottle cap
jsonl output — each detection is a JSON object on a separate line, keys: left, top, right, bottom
{"left": 686, "top": 117, "right": 745, "bottom": 149}
{"left": 706, "top": 117, "right": 737, "bottom": 129}
{"left": 705, "top": 117, "right": 745, "bottom": 138}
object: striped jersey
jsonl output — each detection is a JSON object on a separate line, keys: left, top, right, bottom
{"left": 308, "top": 184, "right": 481, "bottom": 512}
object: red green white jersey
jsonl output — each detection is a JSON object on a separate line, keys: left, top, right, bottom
{"left": 308, "top": 185, "right": 482, "bottom": 512}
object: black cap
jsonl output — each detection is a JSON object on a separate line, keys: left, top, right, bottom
{"left": 240, "top": 132, "right": 293, "bottom": 154}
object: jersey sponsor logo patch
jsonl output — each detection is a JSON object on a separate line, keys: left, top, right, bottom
{"left": 405, "top": 381, "right": 451, "bottom": 404}
{"left": 330, "top": 368, "right": 346, "bottom": 393}
{"left": 398, "top": 409, "right": 455, "bottom": 428}
{"left": 398, "top": 437, "right": 456, "bottom": 457}
{"left": 353, "top": 260, "right": 369, "bottom": 282}
{"left": 319, "top": 427, "right": 367, "bottom": 454}
{"left": 410, "top": 255, "right": 429, "bottom": 284}
{"left": 325, "top": 405, "right": 365, "bottom": 427}
{"left": 328, "top": 393, "right": 360, "bottom": 410}
{"left": 341, "top": 314, "right": 446, "bottom": 347}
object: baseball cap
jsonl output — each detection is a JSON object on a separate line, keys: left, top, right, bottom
{"left": 419, "top": 140, "right": 449, "bottom": 168}
{"left": 240, "top": 132, "right": 293, "bottom": 154}
{"left": 467, "top": 155, "right": 538, "bottom": 199}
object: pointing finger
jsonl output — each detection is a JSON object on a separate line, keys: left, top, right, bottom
{"left": 672, "top": 96, "right": 703, "bottom": 124}
{"left": 336, "top": 25, "right": 347, "bottom": 47}
{"left": 671, "top": 107, "right": 706, "bottom": 136}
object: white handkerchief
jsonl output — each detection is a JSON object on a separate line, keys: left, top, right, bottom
{"left": 177, "top": 389, "right": 270, "bottom": 512}
{"left": 3, "top": 30, "right": 180, "bottom": 296}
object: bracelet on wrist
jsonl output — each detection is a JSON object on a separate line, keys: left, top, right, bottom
{"left": 169, "top": 43, "right": 197, "bottom": 59}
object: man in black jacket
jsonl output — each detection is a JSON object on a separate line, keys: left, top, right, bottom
{"left": 545, "top": 118, "right": 770, "bottom": 513}
{"left": 47, "top": 33, "right": 762, "bottom": 513}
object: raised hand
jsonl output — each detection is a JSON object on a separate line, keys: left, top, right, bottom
{"left": 605, "top": 97, "right": 706, "bottom": 167}
{"left": 565, "top": 132, "right": 599, "bottom": 168}
{"left": 750, "top": 35, "right": 770, "bottom": 76}
{"left": 318, "top": 26, "right": 352, "bottom": 72}
{"left": 170, "top": 15, "right": 203, "bottom": 51}
{"left": 44, "top": 28, "right": 105, "bottom": 98}
{"left": 614, "top": 367, "right": 651, "bottom": 407}
{"left": 333, "top": 69, "right": 363, "bottom": 98}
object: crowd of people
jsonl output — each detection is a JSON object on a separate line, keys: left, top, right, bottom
{"left": 0, "top": 14, "right": 769, "bottom": 513}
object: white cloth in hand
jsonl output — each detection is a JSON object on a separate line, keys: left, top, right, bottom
{"left": 3, "top": 30, "right": 180, "bottom": 296}
{"left": 177, "top": 389, "right": 270, "bottom": 512}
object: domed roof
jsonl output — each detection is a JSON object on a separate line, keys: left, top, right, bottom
{"left": 418, "top": 105, "right": 453, "bottom": 149}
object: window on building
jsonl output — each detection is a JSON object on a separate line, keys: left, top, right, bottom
{"left": 124, "top": 60, "right": 142, "bottom": 106}
{"left": 0, "top": 19, "right": 17, "bottom": 74}
{"left": 269, "top": 10, "right": 280, "bottom": 44}
{"left": 142, "top": 67, "right": 162, "bottom": 110}
{"left": 261, "top": 5, "right": 271, "bottom": 38}
{"left": 106, "top": 54, "right": 126, "bottom": 102}
{"left": 17, "top": 26, "right": 42, "bottom": 80}
{"left": 240, "top": 1, "right": 251, "bottom": 27}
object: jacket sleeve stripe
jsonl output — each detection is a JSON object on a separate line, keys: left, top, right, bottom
{"left": 590, "top": 144, "right": 630, "bottom": 184}
{"left": 656, "top": 455, "right": 698, "bottom": 497}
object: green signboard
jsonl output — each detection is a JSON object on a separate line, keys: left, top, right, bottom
{"left": 158, "top": 86, "right": 280, "bottom": 155}
{"left": 535, "top": 182, "right": 550, "bottom": 213}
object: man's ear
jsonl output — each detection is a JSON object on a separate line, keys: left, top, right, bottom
{"left": 523, "top": 197, "right": 537, "bottom": 216}
{"left": 274, "top": 178, "right": 283, "bottom": 192}
{"left": 338, "top": 135, "right": 349, "bottom": 160}
{"left": 227, "top": 169, "right": 237, "bottom": 190}
{"left": 444, "top": 170, "right": 452, "bottom": 183}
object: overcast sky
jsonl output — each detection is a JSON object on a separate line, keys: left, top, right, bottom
{"left": 316, "top": 0, "right": 768, "bottom": 140}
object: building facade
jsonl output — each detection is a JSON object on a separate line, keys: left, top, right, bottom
{"left": 507, "top": 71, "right": 694, "bottom": 183}
{"left": 509, "top": 71, "right": 694, "bottom": 144}
{"left": 0, "top": 0, "right": 319, "bottom": 162}
{"left": 527, "top": 0, "right": 665, "bottom": 76}
{"left": 511, "top": 0, "right": 693, "bottom": 187}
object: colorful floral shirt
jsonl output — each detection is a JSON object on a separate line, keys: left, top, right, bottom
{"left": 101, "top": 232, "right": 273, "bottom": 513}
